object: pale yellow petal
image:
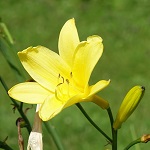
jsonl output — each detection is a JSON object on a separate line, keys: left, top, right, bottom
{"left": 8, "top": 82, "right": 51, "bottom": 104}
{"left": 88, "top": 80, "right": 110, "bottom": 97}
{"left": 39, "top": 95, "right": 64, "bottom": 121}
{"left": 18, "top": 46, "right": 71, "bottom": 92}
{"left": 58, "top": 18, "right": 80, "bottom": 67}
{"left": 72, "top": 36, "right": 103, "bottom": 89}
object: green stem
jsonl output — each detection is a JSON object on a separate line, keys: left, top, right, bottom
{"left": 107, "top": 107, "right": 114, "bottom": 136}
{"left": 0, "top": 77, "right": 32, "bottom": 133}
{"left": 76, "top": 103, "right": 112, "bottom": 142}
{"left": 124, "top": 138, "right": 141, "bottom": 150}
{"left": 0, "top": 21, "right": 14, "bottom": 45}
{"left": 0, "top": 141, "right": 13, "bottom": 150}
{"left": 17, "top": 102, "right": 32, "bottom": 133}
{"left": 44, "top": 122, "right": 64, "bottom": 150}
{"left": 112, "top": 130, "right": 117, "bottom": 150}
{"left": 107, "top": 107, "right": 117, "bottom": 150}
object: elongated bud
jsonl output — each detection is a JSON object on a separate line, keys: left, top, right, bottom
{"left": 113, "top": 86, "right": 145, "bottom": 130}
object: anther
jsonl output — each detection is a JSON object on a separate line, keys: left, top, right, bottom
{"left": 58, "top": 74, "right": 64, "bottom": 84}
{"left": 66, "top": 79, "right": 69, "bottom": 84}
{"left": 70, "top": 72, "right": 73, "bottom": 77}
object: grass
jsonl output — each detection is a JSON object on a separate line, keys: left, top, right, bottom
{"left": 0, "top": 0, "right": 150, "bottom": 149}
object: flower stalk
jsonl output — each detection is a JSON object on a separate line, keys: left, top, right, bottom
{"left": 124, "top": 134, "right": 150, "bottom": 150}
{"left": 0, "top": 77, "right": 32, "bottom": 133}
{"left": 76, "top": 103, "right": 112, "bottom": 142}
{"left": 124, "top": 138, "right": 141, "bottom": 150}
{"left": 107, "top": 107, "right": 118, "bottom": 150}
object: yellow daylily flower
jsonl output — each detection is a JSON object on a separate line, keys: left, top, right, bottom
{"left": 8, "top": 18, "right": 110, "bottom": 121}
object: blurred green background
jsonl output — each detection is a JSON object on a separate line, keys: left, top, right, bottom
{"left": 0, "top": 0, "right": 150, "bottom": 149}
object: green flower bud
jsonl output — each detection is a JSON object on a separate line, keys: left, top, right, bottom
{"left": 113, "top": 86, "right": 145, "bottom": 130}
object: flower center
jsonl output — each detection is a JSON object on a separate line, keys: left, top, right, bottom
{"left": 55, "top": 73, "right": 73, "bottom": 102}
{"left": 55, "top": 72, "right": 83, "bottom": 102}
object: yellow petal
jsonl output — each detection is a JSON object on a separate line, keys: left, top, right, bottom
{"left": 8, "top": 82, "right": 51, "bottom": 104}
{"left": 88, "top": 79, "right": 110, "bottom": 97}
{"left": 39, "top": 93, "right": 86, "bottom": 121}
{"left": 64, "top": 93, "right": 86, "bottom": 108}
{"left": 39, "top": 95, "right": 64, "bottom": 121}
{"left": 18, "top": 46, "right": 71, "bottom": 92}
{"left": 58, "top": 18, "right": 80, "bottom": 67}
{"left": 64, "top": 88, "right": 109, "bottom": 110}
{"left": 72, "top": 36, "right": 103, "bottom": 89}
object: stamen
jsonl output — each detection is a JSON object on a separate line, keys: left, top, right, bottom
{"left": 55, "top": 73, "right": 73, "bottom": 101}
{"left": 70, "top": 72, "right": 73, "bottom": 78}
{"left": 58, "top": 74, "right": 64, "bottom": 84}
{"left": 65, "top": 79, "right": 70, "bottom": 97}
{"left": 66, "top": 79, "right": 69, "bottom": 84}
{"left": 55, "top": 83, "right": 63, "bottom": 102}
{"left": 61, "top": 76, "right": 64, "bottom": 83}
{"left": 58, "top": 73, "right": 60, "bottom": 78}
